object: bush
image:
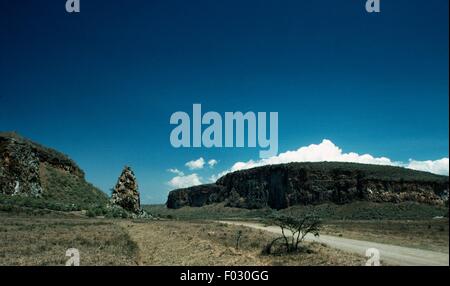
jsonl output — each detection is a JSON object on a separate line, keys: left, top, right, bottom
{"left": 263, "top": 214, "right": 321, "bottom": 254}
{"left": 0, "top": 194, "right": 69, "bottom": 211}
{"left": 104, "top": 205, "right": 130, "bottom": 219}
{"left": 86, "top": 209, "right": 96, "bottom": 218}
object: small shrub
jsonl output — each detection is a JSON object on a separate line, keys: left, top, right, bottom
{"left": 263, "top": 214, "right": 321, "bottom": 254}
{"left": 86, "top": 209, "right": 96, "bottom": 218}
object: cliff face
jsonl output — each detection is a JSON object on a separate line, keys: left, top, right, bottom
{"left": 0, "top": 132, "right": 107, "bottom": 206}
{"left": 167, "top": 162, "right": 449, "bottom": 210}
{"left": 166, "top": 184, "right": 225, "bottom": 209}
{"left": 0, "top": 134, "right": 42, "bottom": 196}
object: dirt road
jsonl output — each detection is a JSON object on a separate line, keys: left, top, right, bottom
{"left": 220, "top": 221, "right": 449, "bottom": 266}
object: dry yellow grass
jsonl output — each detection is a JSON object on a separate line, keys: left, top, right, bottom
{"left": 0, "top": 213, "right": 367, "bottom": 266}
{"left": 0, "top": 215, "right": 139, "bottom": 266}
{"left": 122, "top": 220, "right": 367, "bottom": 266}
{"left": 321, "top": 219, "right": 449, "bottom": 253}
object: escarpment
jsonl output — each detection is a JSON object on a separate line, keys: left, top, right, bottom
{"left": 167, "top": 162, "right": 449, "bottom": 210}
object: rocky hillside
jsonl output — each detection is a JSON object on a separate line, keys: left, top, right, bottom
{"left": 167, "top": 162, "right": 449, "bottom": 210}
{"left": 0, "top": 132, "right": 108, "bottom": 209}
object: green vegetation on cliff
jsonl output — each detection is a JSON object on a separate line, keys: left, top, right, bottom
{"left": 0, "top": 132, "right": 108, "bottom": 213}
{"left": 145, "top": 201, "right": 448, "bottom": 221}
{"left": 39, "top": 163, "right": 108, "bottom": 208}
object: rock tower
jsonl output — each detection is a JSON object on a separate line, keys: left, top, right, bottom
{"left": 111, "top": 166, "right": 141, "bottom": 213}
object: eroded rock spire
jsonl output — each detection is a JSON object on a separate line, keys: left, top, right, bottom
{"left": 111, "top": 166, "right": 141, "bottom": 213}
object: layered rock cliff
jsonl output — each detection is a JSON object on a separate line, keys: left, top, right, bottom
{"left": 0, "top": 132, "right": 107, "bottom": 207}
{"left": 167, "top": 162, "right": 449, "bottom": 209}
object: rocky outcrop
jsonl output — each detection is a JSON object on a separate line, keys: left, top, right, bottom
{"left": 0, "top": 132, "right": 108, "bottom": 209}
{"left": 166, "top": 184, "right": 225, "bottom": 209}
{"left": 111, "top": 166, "right": 141, "bottom": 213}
{"left": 167, "top": 162, "right": 449, "bottom": 209}
{"left": 0, "top": 132, "right": 84, "bottom": 197}
{"left": 0, "top": 136, "right": 42, "bottom": 197}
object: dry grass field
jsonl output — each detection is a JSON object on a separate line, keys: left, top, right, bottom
{"left": 120, "top": 220, "right": 366, "bottom": 266}
{"left": 0, "top": 215, "right": 139, "bottom": 266}
{"left": 2, "top": 209, "right": 446, "bottom": 266}
{"left": 321, "top": 219, "right": 449, "bottom": 253}
{"left": 0, "top": 213, "right": 366, "bottom": 266}
{"left": 145, "top": 203, "right": 449, "bottom": 255}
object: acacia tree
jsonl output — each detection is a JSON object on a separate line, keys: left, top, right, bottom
{"left": 264, "top": 214, "right": 321, "bottom": 254}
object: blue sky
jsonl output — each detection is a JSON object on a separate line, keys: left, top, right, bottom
{"left": 1, "top": 0, "right": 448, "bottom": 204}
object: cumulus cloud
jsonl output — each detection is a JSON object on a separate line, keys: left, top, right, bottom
{"left": 167, "top": 168, "right": 184, "bottom": 176}
{"left": 208, "top": 172, "right": 227, "bottom": 183}
{"left": 168, "top": 173, "right": 202, "bottom": 189}
{"left": 168, "top": 158, "right": 219, "bottom": 189}
{"left": 185, "top": 157, "right": 206, "bottom": 170}
{"left": 208, "top": 159, "right": 218, "bottom": 168}
{"left": 227, "top": 139, "right": 395, "bottom": 172}
{"left": 406, "top": 158, "right": 449, "bottom": 176}
{"left": 211, "top": 139, "right": 449, "bottom": 181}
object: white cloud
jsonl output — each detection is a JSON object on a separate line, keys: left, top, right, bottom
{"left": 210, "top": 139, "right": 449, "bottom": 181}
{"left": 208, "top": 171, "right": 228, "bottom": 183}
{"left": 185, "top": 157, "right": 206, "bottom": 170}
{"left": 406, "top": 158, "right": 449, "bottom": 176}
{"left": 208, "top": 159, "right": 218, "bottom": 168}
{"left": 167, "top": 168, "right": 184, "bottom": 176}
{"left": 228, "top": 139, "right": 395, "bottom": 172}
{"left": 168, "top": 173, "right": 202, "bottom": 189}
